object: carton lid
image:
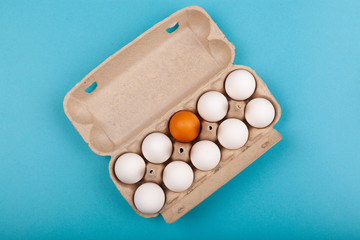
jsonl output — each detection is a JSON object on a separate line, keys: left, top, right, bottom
{"left": 63, "top": 6, "right": 235, "bottom": 156}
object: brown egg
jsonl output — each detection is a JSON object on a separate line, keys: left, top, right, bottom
{"left": 169, "top": 111, "right": 200, "bottom": 142}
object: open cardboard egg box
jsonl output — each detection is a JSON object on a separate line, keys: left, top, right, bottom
{"left": 63, "top": 6, "right": 282, "bottom": 224}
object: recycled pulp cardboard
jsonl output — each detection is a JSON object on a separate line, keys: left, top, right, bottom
{"left": 63, "top": 6, "right": 282, "bottom": 224}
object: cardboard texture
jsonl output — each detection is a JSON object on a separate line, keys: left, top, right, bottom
{"left": 64, "top": 6, "right": 282, "bottom": 224}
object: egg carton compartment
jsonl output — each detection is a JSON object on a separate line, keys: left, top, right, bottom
{"left": 63, "top": 6, "right": 282, "bottom": 224}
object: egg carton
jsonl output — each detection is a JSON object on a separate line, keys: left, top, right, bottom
{"left": 63, "top": 6, "right": 282, "bottom": 224}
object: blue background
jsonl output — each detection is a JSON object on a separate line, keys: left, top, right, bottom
{"left": 1, "top": 0, "right": 359, "bottom": 239}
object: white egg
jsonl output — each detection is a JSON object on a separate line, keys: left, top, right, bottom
{"left": 245, "top": 98, "right": 275, "bottom": 128}
{"left": 225, "top": 70, "right": 256, "bottom": 100}
{"left": 114, "top": 153, "right": 145, "bottom": 184}
{"left": 217, "top": 118, "right": 248, "bottom": 150}
{"left": 190, "top": 140, "right": 221, "bottom": 171}
{"left": 141, "top": 132, "right": 172, "bottom": 164}
{"left": 134, "top": 182, "right": 165, "bottom": 215}
{"left": 197, "top": 91, "right": 228, "bottom": 122}
{"left": 163, "top": 161, "right": 194, "bottom": 192}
